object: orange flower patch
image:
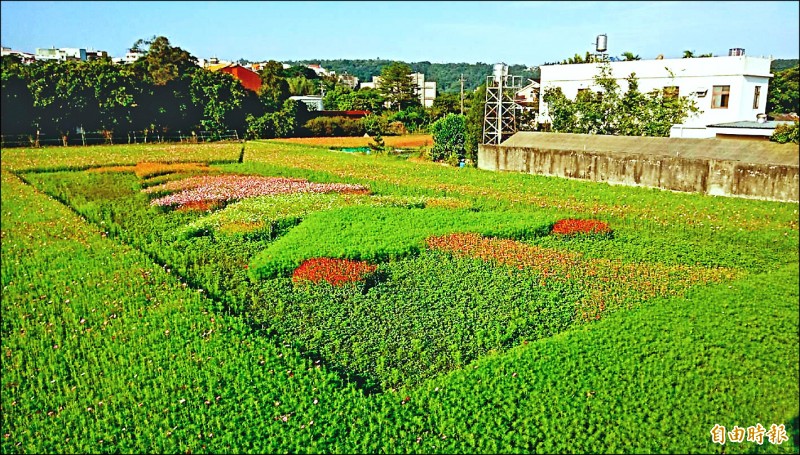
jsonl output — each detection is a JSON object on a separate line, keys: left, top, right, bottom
{"left": 175, "top": 200, "right": 223, "bottom": 212}
{"left": 426, "top": 232, "right": 739, "bottom": 322}
{"left": 552, "top": 219, "right": 611, "bottom": 236}
{"left": 133, "top": 162, "right": 211, "bottom": 179}
{"left": 292, "top": 257, "right": 377, "bottom": 286}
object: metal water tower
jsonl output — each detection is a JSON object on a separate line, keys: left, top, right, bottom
{"left": 482, "top": 63, "right": 523, "bottom": 145}
{"left": 596, "top": 34, "right": 608, "bottom": 53}
{"left": 593, "top": 34, "right": 609, "bottom": 62}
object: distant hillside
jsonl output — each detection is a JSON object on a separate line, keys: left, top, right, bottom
{"left": 772, "top": 59, "right": 799, "bottom": 72}
{"left": 284, "top": 59, "right": 536, "bottom": 94}
{"left": 281, "top": 58, "right": 796, "bottom": 95}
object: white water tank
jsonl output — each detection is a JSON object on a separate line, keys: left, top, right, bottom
{"left": 729, "top": 48, "right": 745, "bottom": 56}
{"left": 596, "top": 34, "right": 608, "bottom": 53}
{"left": 492, "top": 63, "right": 508, "bottom": 84}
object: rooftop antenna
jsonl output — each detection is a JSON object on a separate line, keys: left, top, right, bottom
{"left": 482, "top": 63, "right": 522, "bottom": 145}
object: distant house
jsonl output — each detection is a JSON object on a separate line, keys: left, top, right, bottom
{"left": 207, "top": 62, "right": 262, "bottom": 92}
{"left": 360, "top": 72, "right": 437, "bottom": 108}
{"left": 1, "top": 47, "right": 35, "bottom": 64}
{"left": 515, "top": 80, "right": 540, "bottom": 108}
{"left": 538, "top": 49, "right": 773, "bottom": 138}
{"left": 123, "top": 49, "right": 145, "bottom": 64}
{"left": 35, "top": 47, "right": 87, "bottom": 62}
{"left": 85, "top": 49, "right": 109, "bottom": 61}
{"left": 707, "top": 119, "right": 795, "bottom": 140}
{"left": 338, "top": 73, "right": 360, "bottom": 90}
{"left": 289, "top": 95, "right": 325, "bottom": 112}
{"left": 307, "top": 64, "right": 335, "bottom": 77}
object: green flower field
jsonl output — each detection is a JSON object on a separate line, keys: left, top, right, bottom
{"left": 1, "top": 140, "right": 798, "bottom": 453}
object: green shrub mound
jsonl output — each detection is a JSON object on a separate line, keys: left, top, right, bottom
{"left": 248, "top": 205, "right": 558, "bottom": 280}
{"left": 252, "top": 251, "right": 581, "bottom": 390}
{"left": 178, "top": 193, "right": 433, "bottom": 240}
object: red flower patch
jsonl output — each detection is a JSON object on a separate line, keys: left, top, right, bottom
{"left": 551, "top": 219, "right": 611, "bottom": 236}
{"left": 292, "top": 258, "right": 377, "bottom": 286}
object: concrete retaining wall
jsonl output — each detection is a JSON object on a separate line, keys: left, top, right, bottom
{"left": 479, "top": 141, "right": 799, "bottom": 202}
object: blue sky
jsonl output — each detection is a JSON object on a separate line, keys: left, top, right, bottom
{"left": 2, "top": 1, "right": 798, "bottom": 65}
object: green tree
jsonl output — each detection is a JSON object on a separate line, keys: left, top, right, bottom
{"left": 464, "top": 83, "right": 487, "bottom": 165}
{"left": 190, "top": 69, "right": 248, "bottom": 138}
{"left": 561, "top": 52, "right": 594, "bottom": 64}
{"left": 770, "top": 120, "right": 799, "bottom": 144}
{"left": 766, "top": 65, "right": 799, "bottom": 115}
{"left": 430, "top": 113, "right": 466, "bottom": 164}
{"left": 378, "top": 61, "right": 418, "bottom": 111}
{"left": 388, "top": 105, "right": 429, "bottom": 133}
{"left": 287, "top": 76, "right": 319, "bottom": 96}
{"left": 430, "top": 92, "right": 461, "bottom": 120}
{"left": 682, "top": 50, "right": 695, "bottom": 58}
{"left": 258, "top": 60, "right": 291, "bottom": 111}
{"left": 246, "top": 98, "right": 310, "bottom": 139}
{"left": 133, "top": 36, "right": 198, "bottom": 85}
{"left": 621, "top": 52, "right": 641, "bottom": 61}
{"left": 283, "top": 65, "right": 318, "bottom": 79}
{"left": 542, "top": 62, "right": 698, "bottom": 137}
{"left": 1, "top": 56, "right": 35, "bottom": 136}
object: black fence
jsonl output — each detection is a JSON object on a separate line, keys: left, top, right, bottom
{"left": 0, "top": 130, "right": 240, "bottom": 148}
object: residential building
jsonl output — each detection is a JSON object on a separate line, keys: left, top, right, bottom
{"left": 123, "top": 49, "right": 145, "bottom": 64}
{"left": 338, "top": 73, "right": 360, "bottom": 90}
{"left": 707, "top": 119, "right": 795, "bottom": 140}
{"left": 85, "top": 49, "right": 109, "bottom": 61}
{"left": 515, "top": 80, "right": 540, "bottom": 109}
{"left": 35, "top": 47, "right": 87, "bottom": 62}
{"left": 1, "top": 46, "right": 35, "bottom": 63}
{"left": 289, "top": 95, "right": 324, "bottom": 112}
{"left": 410, "top": 73, "right": 437, "bottom": 108}
{"left": 307, "top": 64, "right": 334, "bottom": 77}
{"left": 207, "top": 62, "right": 262, "bottom": 92}
{"left": 537, "top": 50, "right": 773, "bottom": 138}
{"left": 359, "top": 72, "right": 438, "bottom": 108}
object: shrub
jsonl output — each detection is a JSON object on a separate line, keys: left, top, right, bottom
{"left": 770, "top": 120, "right": 799, "bottom": 144}
{"left": 303, "top": 116, "right": 365, "bottom": 137}
{"left": 362, "top": 114, "right": 388, "bottom": 136}
{"left": 430, "top": 113, "right": 466, "bottom": 163}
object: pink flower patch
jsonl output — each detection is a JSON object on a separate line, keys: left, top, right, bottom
{"left": 144, "top": 175, "right": 368, "bottom": 208}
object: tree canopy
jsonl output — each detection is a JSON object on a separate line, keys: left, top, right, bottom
{"left": 378, "top": 61, "right": 418, "bottom": 111}
{"left": 542, "top": 62, "right": 699, "bottom": 136}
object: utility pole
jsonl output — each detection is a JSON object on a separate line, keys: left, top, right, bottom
{"left": 459, "top": 74, "right": 465, "bottom": 115}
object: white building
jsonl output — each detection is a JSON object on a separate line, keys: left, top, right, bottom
{"left": 35, "top": 47, "right": 87, "bottom": 62}
{"left": 289, "top": 95, "right": 324, "bottom": 112}
{"left": 1, "top": 46, "right": 35, "bottom": 63}
{"left": 515, "top": 80, "right": 540, "bottom": 108}
{"left": 359, "top": 72, "right": 437, "bottom": 108}
{"left": 123, "top": 49, "right": 145, "bottom": 64}
{"left": 307, "top": 64, "right": 335, "bottom": 77}
{"left": 538, "top": 52, "right": 773, "bottom": 138}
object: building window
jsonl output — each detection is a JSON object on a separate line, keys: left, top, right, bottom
{"left": 752, "top": 86, "right": 761, "bottom": 109}
{"left": 664, "top": 86, "right": 679, "bottom": 98}
{"left": 711, "top": 85, "right": 730, "bottom": 109}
